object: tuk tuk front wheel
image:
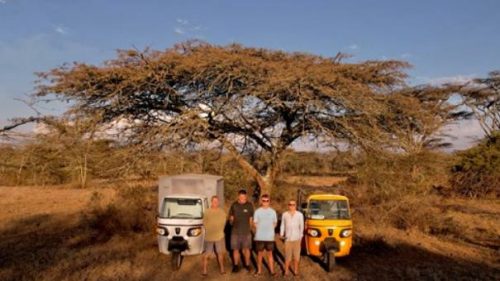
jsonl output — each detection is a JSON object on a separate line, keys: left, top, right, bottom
{"left": 323, "top": 251, "right": 336, "bottom": 272}
{"left": 171, "top": 252, "right": 182, "bottom": 270}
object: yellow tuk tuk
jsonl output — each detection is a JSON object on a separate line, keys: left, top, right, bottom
{"left": 297, "top": 190, "right": 353, "bottom": 272}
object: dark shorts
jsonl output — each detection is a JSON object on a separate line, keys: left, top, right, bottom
{"left": 230, "top": 234, "right": 252, "bottom": 250}
{"left": 204, "top": 238, "right": 226, "bottom": 254}
{"left": 255, "top": 240, "right": 275, "bottom": 251}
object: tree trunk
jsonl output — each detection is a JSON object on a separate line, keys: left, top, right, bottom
{"left": 221, "top": 139, "right": 281, "bottom": 195}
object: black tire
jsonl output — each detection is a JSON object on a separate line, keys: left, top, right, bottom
{"left": 171, "top": 252, "right": 182, "bottom": 270}
{"left": 324, "top": 251, "right": 335, "bottom": 272}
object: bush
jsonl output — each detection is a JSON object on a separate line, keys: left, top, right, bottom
{"left": 451, "top": 132, "right": 500, "bottom": 197}
{"left": 82, "top": 184, "right": 156, "bottom": 239}
{"left": 351, "top": 150, "right": 452, "bottom": 204}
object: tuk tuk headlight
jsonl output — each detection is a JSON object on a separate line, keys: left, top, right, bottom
{"left": 188, "top": 227, "right": 202, "bottom": 237}
{"left": 156, "top": 227, "right": 168, "bottom": 236}
{"left": 340, "top": 228, "right": 352, "bottom": 238}
{"left": 307, "top": 228, "right": 321, "bottom": 237}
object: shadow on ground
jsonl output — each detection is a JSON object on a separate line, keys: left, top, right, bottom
{"left": 1, "top": 213, "right": 499, "bottom": 281}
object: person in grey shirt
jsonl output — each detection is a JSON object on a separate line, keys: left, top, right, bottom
{"left": 280, "top": 199, "right": 304, "bottom": 276}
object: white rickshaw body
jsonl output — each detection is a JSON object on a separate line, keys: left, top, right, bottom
{"left": 156, "top": 174, "right": 224, "bottom": 261}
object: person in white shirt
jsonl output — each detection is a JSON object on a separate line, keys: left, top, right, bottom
{"left": 279, "top": 200, "right": 304, "bottom": 276}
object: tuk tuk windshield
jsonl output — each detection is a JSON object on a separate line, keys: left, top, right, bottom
{"left": 161, "top": 198, "right": 203, "bottom": 219}
{"left": 307, "top": 200, "right": 350, "bottom": 220}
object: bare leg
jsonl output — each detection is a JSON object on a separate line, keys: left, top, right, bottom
{"left": 257, "top": 251, "right": 263, "bottom": 273}
{"left": 243, "top": 248, "right": 251, "bottom": 266}
{"left": 284, "top": 259, "right": 291, "bottom": 276}
{"left": 233, "top": 249, "right": 240, "bottom": 267}
{"left": 267, "top": 250, "right": 275, "bottom": 274}
{"left": 217, "top": 253, "right": 225, "bottom": 273}
{"left": 293, "top": 260, "right": 299, "bottom": 275}
{"left": 202, "top": 254, "right": 209, "bottom": 275}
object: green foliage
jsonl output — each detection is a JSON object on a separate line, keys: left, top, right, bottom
{"left": 451, "top": 131, "right": 500, "bottom": 197}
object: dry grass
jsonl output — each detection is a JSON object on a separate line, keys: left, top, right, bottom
{"left": 1, "top": 180, "right": 499, "bottom": 281}
{"left": 0, "top": 185, "right": 115, "bottom": 231}
{"left": 283, "top": 175, "right": 348, "bottom": 188}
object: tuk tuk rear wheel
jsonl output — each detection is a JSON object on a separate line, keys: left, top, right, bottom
{"left": 171, "top": 252, "right": 182, "bottom": 270}
{"left": 324, "top": 251, "right": 335, "bottom": 272}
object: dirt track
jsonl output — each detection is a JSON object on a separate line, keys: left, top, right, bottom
{"left": 0, "top": 185, "right": 498, "bottom": 281}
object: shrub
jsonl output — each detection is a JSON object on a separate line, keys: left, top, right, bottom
{"left": 82, "top": 184, "right": 156, "bottom": 239}
{"left": 451, "top": 132, "right": 500, "bottom": 197}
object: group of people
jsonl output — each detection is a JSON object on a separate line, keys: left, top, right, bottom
{"left": 202, "top": 189, "right": 304, "bottom": 277}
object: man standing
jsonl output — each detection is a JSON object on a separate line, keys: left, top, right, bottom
{"left": 229, "top": 189, "right": 254, "bottom": 273}
{"left": 280, "top": 199, "right": 304, "bottom": 277}
{"left": 253, "top": 194, "right": 277, "bottom": 276}
{"left": 202, "top": 196, "right": 227, "bottom": 276}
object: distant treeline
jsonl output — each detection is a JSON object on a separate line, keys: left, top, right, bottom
{"left": 1, "top": 130, "right": 498, "bottom": 198}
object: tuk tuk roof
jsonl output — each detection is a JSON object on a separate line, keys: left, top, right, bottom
{"left": 160, "top": 173, "right": 223, "bottom": 181}
{"left": 308, "top": 194, "right": 349, "bottom": 201}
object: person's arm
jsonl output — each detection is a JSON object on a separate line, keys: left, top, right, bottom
{"left": 248, "top": 203, "right": 255, "bottom": 229}
{"left": 272, "top": 210, "right": 277, "bottom": 228}
{"left": 279, "top": 213, "right": 285, "bottom": 238}
{"left": 298, "top": 213, "right": 304, "bottom": 239}
{"left": 228, "top": 203, "right": 235, "bottom": 225}
{"left": 252, "top": 210, "right": 258, "bottom": 230}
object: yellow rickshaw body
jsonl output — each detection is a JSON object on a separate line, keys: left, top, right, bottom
{"left": 302, "top": 194, "right": 353, "bottom": 257}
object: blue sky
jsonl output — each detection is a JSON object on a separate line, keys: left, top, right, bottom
{"left": 1, "top": 0, "right": 499, "bottom": 148}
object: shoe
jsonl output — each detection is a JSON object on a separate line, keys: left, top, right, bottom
{"left": 232, "top": 265, "right": 240, "bottom": 273}
{"left": 244, "top": 264, "right": 251, "bottom": 272}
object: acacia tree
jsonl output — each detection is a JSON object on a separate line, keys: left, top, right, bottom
{"left": 460, "top": 71, "right": 500, "bottom": 138}
{"left": 34, "top": 41, "right": 453, "bottom": 194}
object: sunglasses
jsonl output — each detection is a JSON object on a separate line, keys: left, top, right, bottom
{"left": 262, "top": 199, "right": 270, "bottom": 202}
{"left": 288, "top": 203, "right": 296, "bottom": 206}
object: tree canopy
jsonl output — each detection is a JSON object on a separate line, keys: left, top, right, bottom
{"left": 33, "top": 41, "right": 459, "bottom": 193}
{"left": 460, "top": 71, "right": 500, "bottom": 138}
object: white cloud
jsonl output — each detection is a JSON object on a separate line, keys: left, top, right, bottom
{"left": 441, "top": 119, "right": 484, "bottom": 150}
{"left": 426, "top": 74, "right": 476, "bottom": 86}
{"left": 401, "top": 53, "right": 412, "bottom": 59}
{"left": 173, "top": 19, "right": 205, "bottom": 37}
{"left": 176, "top": 18, "right": 189, "bottom": 25}
{"left": 54, "top": 26, "right": 67, "bottom": 35}
{"left": 348, "top": 44, "right": 359, "bottom": 50}
{"left": 174, "top": 27, "right": 185, "bottom": 35}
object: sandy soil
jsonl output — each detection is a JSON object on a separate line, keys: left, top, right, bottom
{"left": 0, "top": 184, "right": 498, "bottom": 281}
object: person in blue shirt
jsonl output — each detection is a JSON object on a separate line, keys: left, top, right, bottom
{"left": 252, "top": 194, "right": 278, "bottom": 276}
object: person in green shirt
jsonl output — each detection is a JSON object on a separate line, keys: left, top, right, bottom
{"left": 202, "top": 195, "right": 227, "bottom": 276}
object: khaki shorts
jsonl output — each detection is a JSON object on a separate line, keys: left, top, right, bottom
{"left": 285, "top": 240, "right": 301, "bottom": 261}
{"left": 204, "top": 238, "right": 226, "bottom": 255}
